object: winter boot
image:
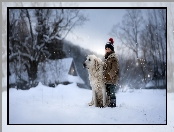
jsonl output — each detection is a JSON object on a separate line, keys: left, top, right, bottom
{"left": 108, "top": 84, "right": 116, "bottom": 108}
{"left": 110, "top": 97, "right": 116, "bottom": 107}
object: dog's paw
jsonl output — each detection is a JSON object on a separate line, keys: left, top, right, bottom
{"left": 103, "top": 104, "right": 107, "bottom": 108}
{"left": 99, "top": 105, "right": 107, "bottom": 108}
{"left": 88, "top": 103, "right": 93, "bottom": 106}
{"left": 98, "top": 104, "right": 107, "bottom": 108}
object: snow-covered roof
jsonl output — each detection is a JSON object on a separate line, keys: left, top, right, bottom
{"left": 37, "top": 58, "right": 84, "bottom": 85}
{"left": 145, "top": 80, "right": 165, "bottom": 88}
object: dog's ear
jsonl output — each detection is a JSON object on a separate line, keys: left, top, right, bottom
{"left": 94, "top": 58, "right": 99, "bottom": 70}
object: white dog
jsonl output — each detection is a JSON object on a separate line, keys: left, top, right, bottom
{"left": 83, "top": 55, "right": 107, "bottom": 107}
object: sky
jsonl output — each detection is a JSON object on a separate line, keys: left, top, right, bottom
{"left": 65, "top": 9, "right": 127, "bottom": 55}
{"left": 8, "top": 6, "right": 164, "bottom": 56}
{"left": 61, "top": 2, "right": 168, "bottom": 57}
{"left": 64, "top": 8, "right": 153, "bottom": 56}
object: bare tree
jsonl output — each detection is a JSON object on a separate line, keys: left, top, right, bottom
{"left": 9, "top": 8, "right": 88, "bottom": 88}
{"left": 110, "top": 9, "right": 167, "bottom": 89}
{"left": 110, "top": 9, "right": 146, "bottom": 83}
{"left": 139, "top": 9, "right": 166, "bottom": 88}
{"left": 157, "top": 9, "right": 166, "bottom": 87}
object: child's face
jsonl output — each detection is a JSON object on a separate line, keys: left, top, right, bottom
{"left": 105, "top": 47, "right": 111, "bottom": 53}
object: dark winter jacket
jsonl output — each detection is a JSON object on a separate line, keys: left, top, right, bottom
{"left": 103, "top": 51, "right": 119, "bottom": 84}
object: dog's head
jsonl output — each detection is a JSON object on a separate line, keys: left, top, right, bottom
{"left": 83, "top": 55, "right": 101, "bottom": 70}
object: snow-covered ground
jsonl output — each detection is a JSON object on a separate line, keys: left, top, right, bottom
{"left": 7, "top": 82, "right": 167, "bottom": 124}
{"left": 2, "top": 82, "right": 174, "bottom": 131}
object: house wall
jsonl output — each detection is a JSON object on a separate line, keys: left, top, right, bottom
{"left": 69, "top": 62, "right": 77, "bottom": 76}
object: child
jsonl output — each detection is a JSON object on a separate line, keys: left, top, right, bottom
{"left": 103, "top": 38, "right": 119, "bottom": 107}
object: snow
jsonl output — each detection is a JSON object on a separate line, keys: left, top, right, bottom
{"left": 3, "top": 82, "right": 174, "bottom": 131}
{"left": 68, "top": 75, "right": 84, "bottom": 84}
{"left": 146, "top": 81, "right": 155, "bottom": 88}
{"left": 7, "top": 82, "right": 167, "bottom": 124}
{"left": 145, "top": 80, "right": 165, "bottom": 88}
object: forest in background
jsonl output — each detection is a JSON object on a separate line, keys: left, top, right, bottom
{"left": 8, "top": 8, "right": 167, "bottom": 91}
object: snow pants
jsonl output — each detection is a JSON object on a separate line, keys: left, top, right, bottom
{"left": 106, "top": 84, "right": 116, "bottom": 107}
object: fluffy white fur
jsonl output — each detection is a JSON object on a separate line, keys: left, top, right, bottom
{"left": 84, "top": 55, "right": 107, "bottom": 107}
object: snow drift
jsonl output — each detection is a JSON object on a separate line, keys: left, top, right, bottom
{"left": 8, "top": 82, "right": 166, "bottom": 124}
